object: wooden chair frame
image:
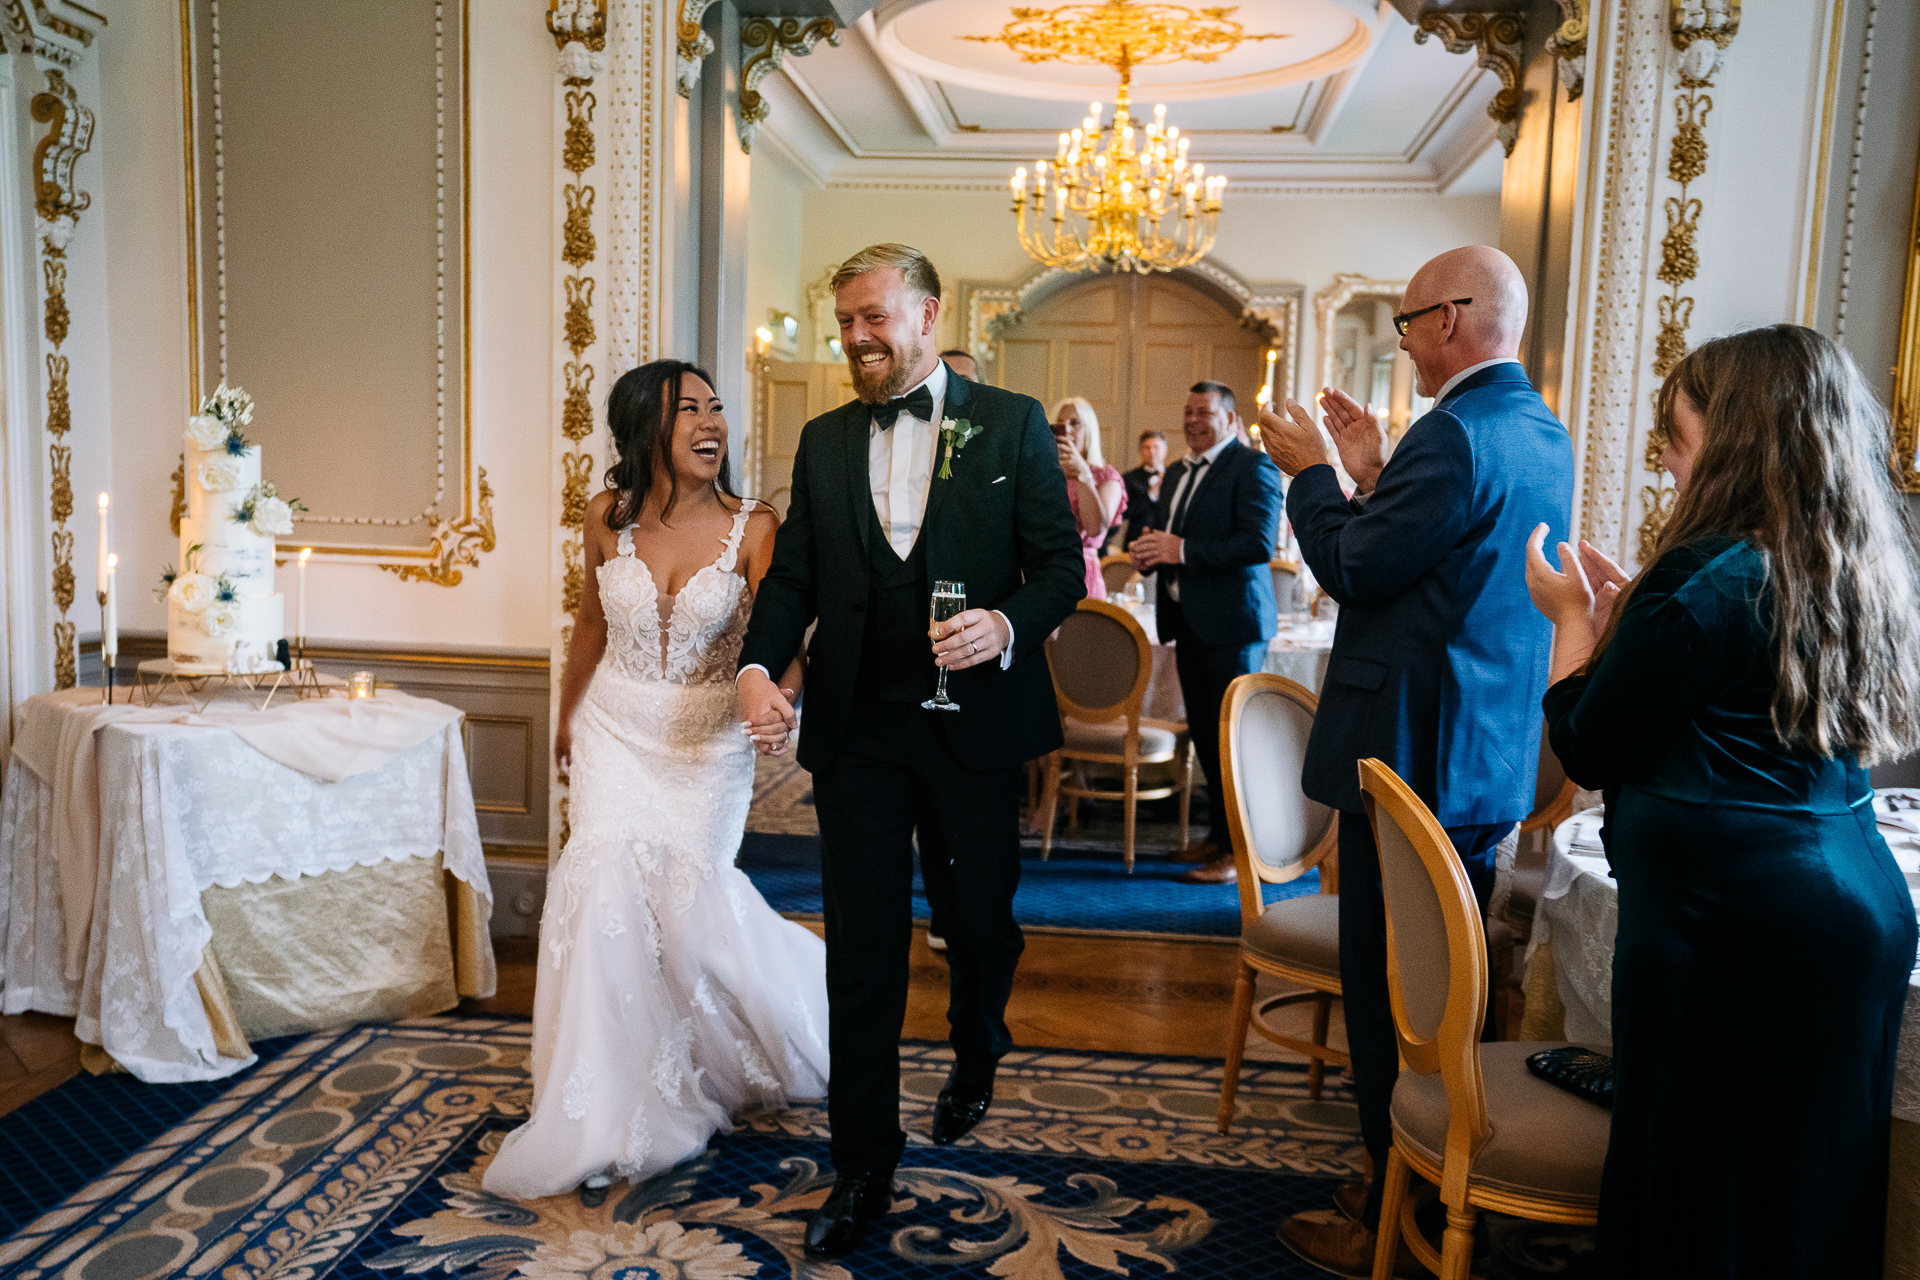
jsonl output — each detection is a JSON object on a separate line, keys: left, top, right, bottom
{"left": 1359, "top": 758, "right": 1598, "bottom": 1280}
{"left": 1216, "top": 674, "right": 1347, "bottom": 1127}
{"left": 1097, "top": 552, "right": 1140, "bottom": 599}
{"left": 1036, "top": 599, "right": 1193, "bottom": 873}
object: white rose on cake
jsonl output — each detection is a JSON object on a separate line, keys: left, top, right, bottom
{"left": 249, "top": 494, "right": 294, "bottom": 537}
{"left": 169, "top": 572, "right": 217, "bottom": 613}
{"left": 184, "top": 415, "right": 228, "bottom": 450}
{"left": 197, "top": 458, "right": 243, "bottom": 492}
{"left": 202, "top": 601, "right": 240, "bottom": 638}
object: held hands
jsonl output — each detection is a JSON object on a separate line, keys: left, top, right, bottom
{"left": 737, "top": 667, "right": 800, "bottom": 757}
{"left": 1524, "top": 524, "right": 1626, "bottom": 644}
{"left": 931, "top": 608, "right": 1009, "bottom": 671}
{"left": 1129, "top": 528, "right": 1182, "bottom": 571}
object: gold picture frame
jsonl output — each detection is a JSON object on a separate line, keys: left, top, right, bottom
{"left": 1893, "top": 142, "right": 1920, "bottom": 493}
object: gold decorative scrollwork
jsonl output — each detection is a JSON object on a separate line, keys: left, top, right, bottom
{"left": 565, "top": 275, "right": 596, "bottom": 354}
{"left": 50, "top": 528, "right": 72, "bottom": 611}
{"left": 381, "top": 467, "right": 497, "bottom": 586}
{"left": 561, "top": 453, "right": 593, "bottom": 529}
{"left": 1414, "top": 12, "right": 1526, "bottom": 156}
{"left": 676, "top": 0, "right": 720, "bottom": 97}
{"left": 562, "top": 361, "right": 595, "bottom": 442}
{"left": 738, "top": 15, "right": 840, "bottom": 154}
{"left": 44, "top": 353, "right": 68, "bottom": 436}
{"left": 28, "top": 69, "right": 91, "bottom": 222}
{"left": 48, "top": 443, "right": 70, "bottom": 523}
{"left": 42, "top": 257, "right": 66, "bottom": 344}
{"left": 563, "top": 88, "right": 595, "bottom": 173}
{"left": 1892, "top": 128, "right": 1920, "bottom": 493}
{"left": 170, "top": 454, "right": 186, "bottom": 536}
{"left": 545, "top": 0, "right": 605, "bottom": 52}
{"left": 1547, "top": 0, "right": 1588, "bottom": 98}
{"left": 562, "top": 183, "right": 596, "bottom": 268}
{"left": 561, "top": 537, "right": 585, "bottom": 616}
{"left": 52, "top": 620, "right": 74, "bottom": 689}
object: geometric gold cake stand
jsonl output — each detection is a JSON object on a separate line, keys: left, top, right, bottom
{"left": 134, "top": 658, "right": 289, "bottom": 712}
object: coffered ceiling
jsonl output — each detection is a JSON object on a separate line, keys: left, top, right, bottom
{"left": 754, "top": 0, "right": 1507, "bottom": 195}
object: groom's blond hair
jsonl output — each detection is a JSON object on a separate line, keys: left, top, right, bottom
{"left": 832, "top": 243, "right": 942, "bottom": 303}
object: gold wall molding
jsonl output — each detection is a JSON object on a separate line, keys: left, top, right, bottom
{"left": 1636, "top": 4, "right": 1738, "bottom": 561}
{"left": 1892, "top": 128, "right": 1920, "bottom": 493}
{"left": 170, "top": 454, "right": 187, "bottom": 535}
{"left": 1314, "top": 273, "right": 1407, "bottom": 421}
{"left": 30, "top": 68, "right": 91, "bottom": 690}
{"left": 381, "top": 467, "right": 496, "bottom": 587}
{"left": 1548, "top": 0, "right": 1589, "bottom": 99}
{"left": 738, "top": 15, "right": 840, "bottom": 154}
{"left": 675, "top": 0, "right": 718, "bottom": 97}
{"left": 1413, "top": 11, "right": 1525, "bottom": 157}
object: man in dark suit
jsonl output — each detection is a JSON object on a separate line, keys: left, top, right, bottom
{"left": 1130, "top": 382, "right": 1283, "bottom": 885}
{"left": 737, "top": 244, "right": 1085, "bottom": 1259}
{"left": 1257, "top": 246, "right": 1575, "bottom": 1277}
{"left": 1118, "top": 430, "right": 1168, "bottom": 550}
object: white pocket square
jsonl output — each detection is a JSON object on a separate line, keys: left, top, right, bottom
{"left": 992, "top": 475, "right": 1007, "bottom": 484}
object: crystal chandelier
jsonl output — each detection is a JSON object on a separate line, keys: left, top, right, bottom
{"left": 973, "top": 2, "right": 1285, "bottom": 273}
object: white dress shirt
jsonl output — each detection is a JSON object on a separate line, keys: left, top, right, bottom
{"left": 1435, "top": 357, "right": 1522, "bottom": 404}
{"left": 739, "top": 359, "right": 1013, "bottom": 684}
{"left": 1161, "top": 433, "right": 1234, "bottom": 602}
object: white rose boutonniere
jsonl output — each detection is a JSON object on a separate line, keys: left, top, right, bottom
{"left": 202, "top": 601, "right": 240, "bottom": 639}
{"left": 169, "top": 572, "right": 216, "bottom": 614}
{"left": 197, "top": 457, "right": 243, "bottom": 493}
{"left": 936, "top": 417, "right": 983, "bottom": 480}
{"left": 184, "top": 415, "right": 227, "bottom": 450}
{"left": 249, "top": 494, "right": 294, "bottom": 537}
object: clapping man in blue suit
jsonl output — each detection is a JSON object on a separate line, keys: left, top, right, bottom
{"left": 1256, "top": 247, "right": 1575, "bottom": 1278}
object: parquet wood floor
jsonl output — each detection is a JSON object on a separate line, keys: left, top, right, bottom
{"left": 0, "top": 924, "right": 1342, "bottom": 1121}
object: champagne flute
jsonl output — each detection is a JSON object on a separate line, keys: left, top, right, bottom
{"left": 924, "top": 580, "right": 966, "bottom": 712}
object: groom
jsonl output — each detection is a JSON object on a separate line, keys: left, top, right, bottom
{"left": 737, "top": 243, "right": 1085, "bottom": 1257}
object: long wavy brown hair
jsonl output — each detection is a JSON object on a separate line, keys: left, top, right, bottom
{"left": 1593, "top": 325, "right": 1920, "bottom": 763}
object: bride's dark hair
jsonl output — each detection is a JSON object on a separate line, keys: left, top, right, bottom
{"left": 603, "top": 359, "right": 737, "bottom": 529}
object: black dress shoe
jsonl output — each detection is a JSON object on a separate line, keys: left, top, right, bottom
{"left": 804, "top": 1168, "right": 895, "bottom": 1257}
{"left": 931, "top": 1065, "right": 996, "bottom": 1145}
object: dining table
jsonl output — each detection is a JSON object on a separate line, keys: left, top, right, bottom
{"left": 1528, "top": 789, "right": 1920, "bottom": 1279}
{"left": 1111, "top": 596, "right": 1336, "bottom": 723}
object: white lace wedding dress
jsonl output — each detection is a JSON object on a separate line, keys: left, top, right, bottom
{"left": 484, "top": 506, "right": 828, "bottom": 1199}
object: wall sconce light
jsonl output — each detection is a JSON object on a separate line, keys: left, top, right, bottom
{"left": 755, "top": 325, "right": 774, "bottom": 355}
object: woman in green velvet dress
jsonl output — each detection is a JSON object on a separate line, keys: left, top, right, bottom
{"left": 1525, "top": 324, "right": 1920, "bottom": 1279}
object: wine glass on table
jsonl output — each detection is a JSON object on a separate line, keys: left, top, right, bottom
{"left": 924, "top": 580, "right": 966, "bottom": 712}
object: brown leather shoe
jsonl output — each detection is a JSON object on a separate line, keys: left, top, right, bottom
{"left": 1275, "top": 1212, "right": 1426, "bottom": 1279}
{"left": 1178, "top": 853, "right": 1237, "bottom": 884}
{"left": 1169, "top": 840, "right": 1220, "bottom": 864}
{"left": 1332, "top": 1180, "right": 1367, "bottom": 1223}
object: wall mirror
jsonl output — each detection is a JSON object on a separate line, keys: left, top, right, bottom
{"left": 181, "top": 0, "right": 484, "bottom": 578}
{"left": 1315, "top": 275, "right": 1428, "bottom": 446}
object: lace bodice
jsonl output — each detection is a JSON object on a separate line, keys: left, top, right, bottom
{"left": 598, "top": 506, "right": 754, "bottom": 686}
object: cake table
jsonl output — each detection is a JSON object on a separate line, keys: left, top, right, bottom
{"left": 0, "top": 685, "right": 495, "bottom": 1082}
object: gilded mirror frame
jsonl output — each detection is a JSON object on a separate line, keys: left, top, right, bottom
{"left": 1894, "top": 150, "right": 1920, "bottom": 493}
{"left": 1314, "top": 272, "right": 1409, "bottom": 423}
{"left": 176, "top": 0, "right": 490, "bottom": 583}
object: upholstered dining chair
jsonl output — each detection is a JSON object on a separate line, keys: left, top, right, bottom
{"left": 1269, "top": 557, "right": 1303, "bottom": 615}
{"left": 1037, "top": 600, "right": 1193, "bottom": 872}
{"left": 1098, "top": 552, "right": 1139, "bottom": 599}
{"left": 1215, "top": 674, "right": 1347, "bottom": 1129}
{"left": 1359, "top": 757, "right": 1608, "bottom": 1280}
{"left": 1491, "top": 725, "right": 1579, "bottom": 1036}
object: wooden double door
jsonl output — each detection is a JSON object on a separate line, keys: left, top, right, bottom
{"left": 993, "top": 273, "right": 1266, "bottom": 465}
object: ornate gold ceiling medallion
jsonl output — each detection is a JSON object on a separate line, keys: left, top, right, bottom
{"left": 962, "top": 2, "right": 1287, "bottom": 72}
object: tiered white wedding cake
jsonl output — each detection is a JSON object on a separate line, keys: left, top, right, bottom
{"left": 163, "top": 384, "right": 296, "bottom": 673}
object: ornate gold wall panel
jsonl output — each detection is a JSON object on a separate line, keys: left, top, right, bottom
{"left": 1893, "top": 138, "right": 1920, "bottom": 492}
{"left": 31, "top": 68, "right": 90, "bottom": 689}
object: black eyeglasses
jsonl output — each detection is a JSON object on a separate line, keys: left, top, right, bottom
{"left": 1392, "top": 297, "right": 1473, "bottom": 337}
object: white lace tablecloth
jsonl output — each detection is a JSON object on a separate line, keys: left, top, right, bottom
{"left": 0, "top": 687, "right": 491, "bottom": 1082}
{"left": 1531, "top": 795, "right": 1920, "bottom": 1124}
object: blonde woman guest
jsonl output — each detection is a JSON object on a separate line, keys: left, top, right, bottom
{"left": 1052, "top": 397, "right": 1126, "bottom": 598}
{"left": 1526, "top": 325, "right": 1920, "bottom": 1278}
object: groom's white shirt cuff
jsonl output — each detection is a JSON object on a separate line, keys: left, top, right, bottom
{"left": 738, "top": 610, "right": 1016, "bottom": 685}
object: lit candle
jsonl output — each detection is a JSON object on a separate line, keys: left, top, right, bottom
{"left": 298, "top": 546, "right": 311, "bottom": 640}
{"left": 96, "top": 492, "right": 109, "bottom": 594}
{"left": 1265, "top": 348, "right": 1278, "bottom": 405}
{"left": 103, "top": 554, "right": 117, "bottom": 661}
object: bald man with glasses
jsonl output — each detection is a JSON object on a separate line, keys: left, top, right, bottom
{"left": 1255, "top": 246, "right": 1576, "bottom": 1278}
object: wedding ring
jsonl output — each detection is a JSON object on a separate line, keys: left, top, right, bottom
{"left": 968, "top": 640, "right": 978, "bottom": 656}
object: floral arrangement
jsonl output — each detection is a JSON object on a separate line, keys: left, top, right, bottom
{"left": 196, "top": 456, "right": 244, "bottom": 493}
{"left": 185, "top": 382, "right": 254, "bottom": 455}
{"left": 159, "top": 542, "right": 239, "bottom": 627}
{"left": 231, "top": 481, "right": 305, "bottom": 537}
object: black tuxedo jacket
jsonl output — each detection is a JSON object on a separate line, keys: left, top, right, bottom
{"left": 738, "top": 365, "right": 1087, "bottom": 772}
{"left": 1120, "top": 465, "right": 1161, "bottom": 547}
{"left": 1151, "top": 438, "right": 1284, "bottom": 647}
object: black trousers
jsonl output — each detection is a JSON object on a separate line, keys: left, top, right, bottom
{"left": 1339, "top": 811, "right": 1507, "bottom": 1228}
{"left": 810, "top": 699, "right": 1025, "bottom": 1175}
{"left": 1164, "top": 599, "right": 1266, "bottom": 840}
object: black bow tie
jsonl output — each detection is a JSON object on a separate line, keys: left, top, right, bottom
{"left": 871, "top": 384, "right": 934, "bottom": 430}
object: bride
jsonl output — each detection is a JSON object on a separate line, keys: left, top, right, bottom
{"left": 485, "top": 360, "right": 827, "bottom": 1199}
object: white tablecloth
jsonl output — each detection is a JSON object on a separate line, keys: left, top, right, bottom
{"left": 1113, "top": 602, "right": 1334, "bottom": 722}
{"left": 0, "top": 687, "right": 492, "bottom": 1082}
{"left": 1534, "top": 794, "right": 1920, "bottom": 1124}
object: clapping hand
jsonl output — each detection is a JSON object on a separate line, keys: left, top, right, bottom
{"left": 1318, "top": 388, "right": 1388, "bottom": 494}
{"left": 1525, "top": 524, "right": 1624, "bottom": 644}
{"left": 1253, "top": 400, "right": 1330, "bottom": 477}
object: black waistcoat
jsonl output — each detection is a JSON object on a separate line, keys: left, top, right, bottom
{"left": 857, "top": 497, "right": 935, "bottom": 703}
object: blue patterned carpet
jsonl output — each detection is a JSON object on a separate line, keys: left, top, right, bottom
{"left": 737, "top": 833, "right": 1320, "bottom": 937}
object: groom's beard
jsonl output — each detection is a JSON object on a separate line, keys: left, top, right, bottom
{"left": 847, "top": 336, "right": 925, "bottom": 405}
